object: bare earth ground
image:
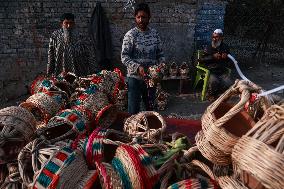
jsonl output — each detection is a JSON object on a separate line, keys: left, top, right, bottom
{"left": 0, "top": 64, "right": 283, "bottom": 119}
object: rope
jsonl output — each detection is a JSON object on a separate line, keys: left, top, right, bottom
{"left": 228, "top": 54, "right": 284, "bottom": 97}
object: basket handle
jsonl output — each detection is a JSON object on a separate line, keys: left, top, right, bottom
{"left": 208, "top": 80, "right": 260, "bottom": 128}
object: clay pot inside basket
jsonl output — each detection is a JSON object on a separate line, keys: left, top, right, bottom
{"left": 213, "top": 103, "right": 255, "bottom": 137}
{"left": 241, "top": 172, "right": 267, "bottom": 189}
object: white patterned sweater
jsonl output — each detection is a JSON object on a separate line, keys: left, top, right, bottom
{"left": 121, "top": 27, "right": 165, "bottom": 79}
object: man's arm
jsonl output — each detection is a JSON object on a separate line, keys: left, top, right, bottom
{"left": 121, "top": 32, "right": 140, "bottom": 76}
{"left": 47, "top": 37, "right": 55, "bottom": 76}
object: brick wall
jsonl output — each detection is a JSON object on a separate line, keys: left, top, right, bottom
{"left": 0, "top": 0, "right": 226, "bottom": 103}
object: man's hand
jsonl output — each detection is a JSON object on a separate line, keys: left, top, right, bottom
{"left": 213, "top": 53, "right": 222, "bottom": 60}
{"left": 138, "top": 66, "right": 145, "bottom": 77}
{"left": 221, "top": 53, "right": 228, "bottom": 59}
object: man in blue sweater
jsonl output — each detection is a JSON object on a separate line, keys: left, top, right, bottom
{"left": 121, "top": 3, "right": 166, "bottom": 114}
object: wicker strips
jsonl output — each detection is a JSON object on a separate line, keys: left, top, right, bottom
{"left": 231, "top": 103, "right": 284, "bottom": 189}
{"left": 113, "top": 144, "right": 158, "bottom": 189}
{"left": 124, "top": 111, "right": 167, "bottom": 143}
{"left": 196, "top": 80, "right": 258, "bottom": 165}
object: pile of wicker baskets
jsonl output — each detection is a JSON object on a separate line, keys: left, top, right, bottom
{"left": 0, "top": 75, "right": 283, "bottom": 189}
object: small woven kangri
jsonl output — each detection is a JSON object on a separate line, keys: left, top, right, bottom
{"left": 76, "top": 91, "right": 118, "bottom": 128}
{"left": 112, "top": 144, "right": 158, "bottom": 189}
{"left": 20, "top": 92, "right": 67, "bottom": 124}
{"left": 196, "top": 80, "right": 259, "bottom": 165}
{"left": 124, "top": 111, "right": 167, "bottom": 143}
{"left": 32, "top": 146, "right": 90, "bottom": 189}
{"left": 18, "top": 138, "right": 65, "bottom": 187}
{"left": 81, "top": 127, "right": 131, "bottom": 168}
{"left": 0, "top": 106, "right": 36, "bottom": 163}
{"left": 39, "top": 109, "right": 88, "bottom": 143}
{"left": 232, "top": 102, "right": 284, "bottom": 189}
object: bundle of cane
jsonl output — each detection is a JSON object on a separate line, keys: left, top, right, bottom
{"left": 38, "top": 109, "right": 88, "bottom": 143}
{"left": 232, "top": 102, "right": 284, "bottom": 189}
{"left": 0, "top": 162, "right": 22, "bottom": 189}
{"left": 32, "top": 146, "right": 91, "bottom": 189}
{"left": 0, "top": 106, "right": 36, "bottom": 164}
{"left": 196, "top": 80, "right": 260, "bottom": 165}
{"left": 17, "top": 138, "right": 69, "bottom": 187}
{"left": 124, "top": 111, "right": 167, "bottom": 143}
{"left": 73, "top": 90, "right": 118, "bottom": 128}
{"left": 20, "top": 91, "right": 67, "bottom": 126}
{"left": 111, "top": 144, "right": 158, "bottom": 189}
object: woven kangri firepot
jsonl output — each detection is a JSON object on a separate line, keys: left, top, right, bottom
{"left": 81, "top": 127, "right": 132, "bottom": 169}
{"left": 0, "top": 106, "right": 36, "bottom": 164}
{"left": 112, "top": 144, "right": 158, "bottom": 189}
{"left": 39, "top": 109, "right": 88, "bottom": 143}
{"left": 18, "top": 138, "right": 68, "bottom": 187}
{"left": 232, "top": 102, "right": 284, "bottom": 189}
{"left": 20, "top": 91, "right": 67, "bottom": 125}
{"left": 179, "top": 62, "right": 189, "bottom": 78}
{"left": 73, "top": 91, "right": 118, "bottom": 128}
{"left": 32, "top": 146, "right": 90, "bottom": 189}
{"left": 196, "top": 80, "right": 259, "bottom": 165}
{"left": 124, "top": 111, "right": 167, "bottom": 143}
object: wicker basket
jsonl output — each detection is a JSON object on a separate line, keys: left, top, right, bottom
{"left": 30, "top": 75, "right": 49, "bottom": 95}
{"left": 96, "top": 162, "right": 123, "bottom": 189}
{"left": 179, "top": 62, "right": 189, "bottom": 78}
{"left": 124, "top": 111, "right": 167, "bottom": 143}
{"left": 196, "top": 80, "right": 259, "bottom": 165}
{"left": 169, "top": 62, "right": 178, "bottom": 78}
{"left": 0, "top": 162, "right": 22, "bottom": 189}
{"left": 232, "top": 103, "right": 284, "bottom": 189}
{"left": 20, "top": 91, "right": 67, "bottom": 125}
{"left": 38, "top": 109, "right": 88, "bottom": 143}
{"left": 74, "top": 91, "right": 118, "bottom": 128}
{"left": 112, "top": 144, "right": 158, "bottom": 189}
{"left": 81, "top": 128, "right": 132, "bottom": 168}
{"left": 32, "top": 146, "right": 90, "bottom": 189}
{"left": 0, "top": 106, "right": 36, "bottom": 164}
{"left": 17, "top": 138, "right": 68, "bottom": 187}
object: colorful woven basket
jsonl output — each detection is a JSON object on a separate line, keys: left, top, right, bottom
{"left": 18, "top": 138, "right": 68, "bottom": 187}
{"left": 20, "top": 91, "right": 67, "bottom": 125}
{"left": 0, "top": 106, "right": 36, "bottom": 164}
{"left": 196, "top": 80, "right": 259, "bottom": 165}
{"left": 112, "top": 144, "right": 158, "bottom": 189}
{"left": 167, "top": 177, "right": 218, "bottom": 189}
{"left": 74, "top": 91, "right": 118, "bottom": 128}
{"left": 124, "top": 111, "right": 167, "bottom": 143}
{"left": 81, "top": 128, "right": 131, "bottom": 168}
{"left": 96, "top": 162, "right": 123, "bottom": 189}
{"left": 32, "top": 146, "right": 89, "bottom": 189}
{"left": 39, "top": 109, "right": 88, "bottom": 143}
{"left": 232, "top": 103, "right": 284, "bottom": 189}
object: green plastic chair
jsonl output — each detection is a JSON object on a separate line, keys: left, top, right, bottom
{"left": 193, "top": 50, "right": 210, "bottom": 101}
{"left": 193, "top": 50, "right": 232, "bottom": 101}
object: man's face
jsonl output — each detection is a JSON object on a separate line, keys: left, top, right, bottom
{"left": 135, "top": 11, "right": 150, "bottom": 31}
{"left": 212, "top": 33, "right": 222, "bottom": 48}
{"left": 62, "top": 19, "right": 75, "bottom": 30}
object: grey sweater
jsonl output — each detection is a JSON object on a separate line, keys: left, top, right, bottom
{"left": 121, "top": 27, "right": 165, "bottom": 79}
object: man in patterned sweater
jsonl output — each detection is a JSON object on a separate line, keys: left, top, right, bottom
{"left": 47, "top": 13, "right": 96, "bottom": 77}
{"left": 121, "top": 3, "right": 166, "bottom": 114}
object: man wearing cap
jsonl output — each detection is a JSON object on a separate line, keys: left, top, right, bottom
{"left": 47, "top": 13, "right": 97, "bottom": 77}
{"left": 200, "top": 29, "right": 233, "bottom": 100}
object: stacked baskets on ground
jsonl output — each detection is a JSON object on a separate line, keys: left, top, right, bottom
{"left": 232, "top": 102, "right": 284, "bottom": 189}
